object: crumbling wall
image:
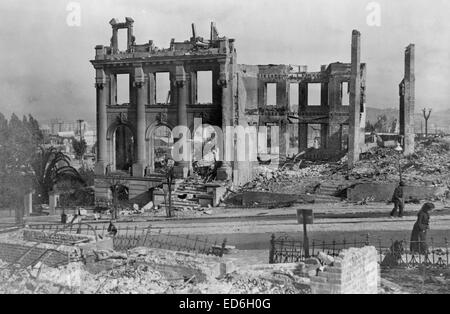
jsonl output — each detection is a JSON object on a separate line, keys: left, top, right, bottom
{"left": 310, "top": 246, "right": 379, "bottom": 294}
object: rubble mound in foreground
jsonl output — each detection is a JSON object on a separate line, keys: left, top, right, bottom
{"left": 0, "top": 247, "right": 310, "bottom": 294}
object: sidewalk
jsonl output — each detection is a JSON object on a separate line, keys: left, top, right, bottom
{"left": 1, "top": 201, "right": 448, "bottom": 225}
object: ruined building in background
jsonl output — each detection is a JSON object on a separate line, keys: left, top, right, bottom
{"left": 91, "top": 17, "right": 368, "bottom": 200}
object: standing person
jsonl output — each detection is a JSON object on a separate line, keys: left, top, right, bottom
{"left": 107, "top": 220, "right": 118, "bottom": 236}
{"left": 390, "top": 181, "right": 405, "bottom": 218}
{"left": 410, "top": 202, "right": 435, "bottom": 254}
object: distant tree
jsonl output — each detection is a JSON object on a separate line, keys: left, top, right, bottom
{"left": 365, "top": 121, "right": 375, "bottom": 133}
{"left": 72, "top": 137, "right": 87, "bottom": 160}
{"left": 27, "top": 114, "right": 44, "bottom": 144}
{"left": 101, "top": 175, "right": 128, "bottom": 220}
{"left": 0, "top": 113, "right": 7, "bottom": 130}
{"left": 374, "top": 115, "right": 388, "bottom": 133}
{"left": 0, "top": 113, "right": 41, "bottom": 210}
{"left": 78, "top": 166, "right": 95, "bottom": 186}
{"left": 31, "top": 146, "right": 85, "bottom": 204}
{"left": 422, "top": 108, "right": 432, "bottom": 137}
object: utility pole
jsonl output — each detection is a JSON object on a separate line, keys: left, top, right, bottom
{"left": 422, "top": 108, "right": 431, "bottom": 137}
{"left": 77, "top": 119, "right": 85, "bottom": 140}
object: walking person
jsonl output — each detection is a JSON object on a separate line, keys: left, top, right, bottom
{"left": 390, "top": 181, "right": 405, "bottom": 218}
{"left": 410, "top": 202, "right": 435, "bottom": 254}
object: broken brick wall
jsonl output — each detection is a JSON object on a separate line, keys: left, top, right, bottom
{"left": 310, "top": 246, "right": 379, "bottom": 294}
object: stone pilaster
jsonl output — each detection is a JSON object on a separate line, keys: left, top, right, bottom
{"left": 173, "top": 65, "right": 189, "bottom": 178}
{"left": 132, "top": 66, "right": 146, "bottom": 177}
{"left": 95, "top": 69, "right": 108, "bottom": 175}
{"left": 348, "top": 30, "right": 361, "bottom": 169}
{"left": 216, "top": 62, "right": 233, "bottom": 181}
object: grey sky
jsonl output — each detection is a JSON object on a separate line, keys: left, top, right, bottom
{"left": 0, "top": 0, "right": 449, "bottom": 123}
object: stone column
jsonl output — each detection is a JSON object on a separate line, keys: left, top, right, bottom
{"left": 111, "top": 28, "right": 118, "bottom": 52}
{"left": 95, "top": 69, "right": 108, "bottom": 175}
{"left": 277, "top": 81, "right": 288, "bottom": 158}
{"left": 133, "top": 67, "right": 146, "bottom": 177}
{"left": 49, "top": 192, "right": 58, "bottom": 215}
{"left": 348, "top": 30, "right": 361, "bottom": 169}
{"left": 402, "top": 44, "right": 415, "bottom": 155}
{"left": 148, "top": 73, "right": 156, "bottom": 105}
{"left": 24, "top": 190, "right": 33, "bottom": 216}
{"left": 216, "top": 64, "right": 233, "bottom": 181}
{"left": 174, "top": 65, "right": 189, "bottom": 178}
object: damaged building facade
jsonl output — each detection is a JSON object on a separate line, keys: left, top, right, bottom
{"left": 91, "top": 18, "right": 367, "bottom": 200}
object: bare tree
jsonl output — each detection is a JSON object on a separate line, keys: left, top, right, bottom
{"left": 102, "top": 175, "right": 128, "bottom": 220}
{"left": 422, "top": 108, "right": 432, "bottom": 137}
{"left": 161, "top": 158, "right": 175, "bottom": 218}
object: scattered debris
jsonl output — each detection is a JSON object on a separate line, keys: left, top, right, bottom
{"left": 0, "top": 247, "right": 311, "bottom": 294}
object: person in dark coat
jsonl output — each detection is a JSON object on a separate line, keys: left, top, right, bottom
{"left": 390, "top": 181, "right": 405, "bottom": 218}
{"left": 410, "top": 202, "right": 435, "bottom": 254}
{"left": 107, "top": 221, "right": 118, "bottom": 237}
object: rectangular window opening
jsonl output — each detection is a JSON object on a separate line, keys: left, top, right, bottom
{"left": 289, "top": 83, "right": 299, "bottom": 112}
{"left": 341, "top": 82, "right": 350, "bottom": 106}
{"left": 116, "top": 74, "right": 130, "bottom": 105}
{"left": 197, "top": 71, "right": 213, "bottom": 104}
{"left": 287, "top": 123, "right": 299, "bottom": 156}
{"left": 307, "top": 124, "right": 322, "bottom": 148}
{"left": 266, "top": 83, "right": 277, "bottom": 106}
{"left": 117, "top": 29, "right": 128, "bottom": 52}
{"left": 156, "top": 72, "right": 171, "bottom": 105}
{"left": 341, "top": 125, "right": 349, "bottom": 150}
{"left": 308, "top": 83, "right": 321, "bottom": 106}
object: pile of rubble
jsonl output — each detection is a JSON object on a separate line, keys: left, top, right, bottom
{"left": 344, "top": 138, "right": 450, "bottom": 186}
{"left": 0, "top": 247, "right": 311, "bottom": 294}
{"left": 239, "top": 165, "right": 327, "bottom": 195}
{"left": 242, "top": 137, "right": 450, "bottom": 196}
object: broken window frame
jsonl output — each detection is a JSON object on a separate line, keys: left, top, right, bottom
{"left": 155, "top": 72, "right": 171, "bottom": 105}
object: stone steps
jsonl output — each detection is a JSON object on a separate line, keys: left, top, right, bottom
{"left": 317, "top": 182, "right": 348, "bottom": 196}
{"left": 177, "top": 186, "right": 207, "bottom": 193}
{"left": 312, "top": 194, "right": 343, "bottom": 203}
{"left": 160, "top": 177, "right": 212, "bottom": 211}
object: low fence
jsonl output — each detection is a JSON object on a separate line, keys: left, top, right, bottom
{"left": 113, "top": 228, "right": 227, "bottom": 257}
{"left": 27, "top": 223, "right": 227, "bottom": 257}
{"left": 269, "top": 233, "right": 450, "bottom": 268}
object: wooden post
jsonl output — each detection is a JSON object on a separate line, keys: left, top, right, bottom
{"left": 303, "top": 213, "right": 310, "bottom": 258}
{"left": 269, "top": 234, "right": 275, "bottom": 264}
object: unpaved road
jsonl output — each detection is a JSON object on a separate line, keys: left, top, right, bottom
{"left": 3, "top": 203, "right": 449, "bottom": 251}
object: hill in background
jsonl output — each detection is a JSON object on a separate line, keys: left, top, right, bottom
{"left": 366, "top": 106, "right": 450, "bottom": 133}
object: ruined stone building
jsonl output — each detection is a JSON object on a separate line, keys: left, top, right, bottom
{"left": 91, "top": 18, "right": 367, "bottom": 200}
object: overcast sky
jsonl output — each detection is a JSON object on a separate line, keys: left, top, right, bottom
{"left": 0, "top": 0, "right": 449, "bottom": 123}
